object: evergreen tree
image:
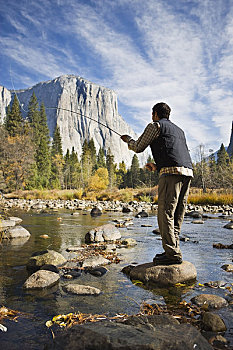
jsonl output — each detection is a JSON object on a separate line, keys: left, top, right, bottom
{"left": 217, "top": 144, "right": 229, "bottom": 167}
{"left": 97, "top": 147, "right": 106, "bottom": 168}
{"left": 88, "top": 138, "right": 97, "bottom": 172}
{"left": 81, "top": 140, "right": 93, "bottom": 187}
{"left": 130, "top": 154, "right": 140, "bottom": 188}
{"left": 116, "top": 161, "right": 126, "bottom": 187}
{"left": 106, "top": 148, "right": 116, "bottom": 188}
{"left": 27, "top": 92, "right": 41, "bottom": 146}
{"left": 70, "top": 147, "right": 81, "bottom": 188}
{"left": 50, "top": 125, "right": 64, "bottom": 188}
{"left": 51, "top": 126, "right": 63, "bottom": 157}
{"left": 5, "top": 95, "right": 23, "bottom": 136}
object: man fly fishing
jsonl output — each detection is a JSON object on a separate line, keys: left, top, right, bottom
{"left": 121, "top": 102, "right": 193, "bottom": 265}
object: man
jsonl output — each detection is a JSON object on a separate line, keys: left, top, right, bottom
{"left": 121, "top": 102, "right": 193, "bottom": 265}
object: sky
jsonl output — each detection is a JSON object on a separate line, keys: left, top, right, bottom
{"left": 0, "top": 0, "right": 233, "bottom": 160}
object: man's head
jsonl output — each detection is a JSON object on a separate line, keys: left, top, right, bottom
{"left": 152, "top": 102, "right": 171, "bottom": 121}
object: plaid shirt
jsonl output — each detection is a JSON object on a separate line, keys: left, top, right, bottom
{"left": 126, "top": 122, "right": 193, "bottom": 177}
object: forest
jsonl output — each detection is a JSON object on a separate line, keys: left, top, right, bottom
{"left": 0, "top": 92, "right": 232, "bottom": 194}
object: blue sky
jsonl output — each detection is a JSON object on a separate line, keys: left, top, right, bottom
{"left": 1, "top": 0, "right": 233, "bottom": 159}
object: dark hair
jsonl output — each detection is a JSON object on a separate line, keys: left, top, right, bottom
{"left": 152, "top": 102, "right": 171, "bottom": 119}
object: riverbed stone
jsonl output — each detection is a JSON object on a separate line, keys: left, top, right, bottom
{"left": 221, "top": 264, "right": 233, "bottom": 272}
{"left": 191, "top": 294, "right": 228, "bottom": 309}
{"left": 45, "top": 317, "right": 213, "bottom": 350}
{"left": 63, "top": 284, "right": 101, "bottom": 295}
{"left": 0, "top": 219, "right": 16, "bottom": 228}
{"left": 129, "top": 261, "right": 196, "bottom": 286}
{"left": 90, "top": 207, "right": 102, "bottom": 217}
{"left": 23, "top": 270, "right": 60, "bottom": 289}
{"left": 8, "top": 216, "right": 23, "bottom": 224}
{"left": 121, "top": 238, "right": 137, "bottom": 246}
{"left": 135, "top": 210, "right": 149, "bottom": 218}
{"left": 223, "top": 221, "right": 233, "bottom": 229}
{"left": 82, "top": 256, "right": 110, "bottom": 268}
{"left": 202, "top": 312, "right": 227, "bottom": 332}
{"left": 85, "top": 223, "right": 121, "bottom": 243}
{"left": 27, "top": 250, "right": 67, "bottom": 272}
{"left": 4, "top": 225, "right": 31, "bottom": 239}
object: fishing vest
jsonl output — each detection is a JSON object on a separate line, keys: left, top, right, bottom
{"left": 150, "top": 118, "right": 193, "bottom": 172}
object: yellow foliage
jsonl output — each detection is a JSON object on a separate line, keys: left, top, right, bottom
{"left": 88, "top": 168, "right": 109, "bottom": 191}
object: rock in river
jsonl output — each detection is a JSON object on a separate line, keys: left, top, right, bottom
{"left": 201, "top": 312, "right": 227, "bottom": 332}
{"left": 85, "top": 223, "right": 121, "bottom": 243}
{"left": 129, "top": 261, "right": 197, "bottom": 286}
{"left": 45, "top": 315, "right": 213, "bottom": 350}
{"left": 27, "top": 250, "right": 67, "bottom": 272}
{"left": 4, "top": 226, "right": 31, "bottom": 239}
{"left": 23, "top": 270, "right": 60, "bottom": 289}
{"left": 191, "top": 294, "right": 228, "bottom": 309}
{"left": 63, "top": 284, "right": 101, "bottom": 295}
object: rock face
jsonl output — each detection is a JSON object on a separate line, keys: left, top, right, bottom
{"left": 27, "top": 250, "right": 67, "bottom": 272}
{"left": 23, "top": 270, "right": 60, "bottom": 289}
{"left": 0, "top": 75, "right": 149, "bottom": 165}
{"left": 45, "top": 315, "right": 213, "bottom": 350}
{"left": 129, "top": 261, "right": 197, "bottom": 286}
{"left": 85, "top": 223, "right": 121, "bottom": 243}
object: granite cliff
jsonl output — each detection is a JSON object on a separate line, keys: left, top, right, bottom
{"left": 0, "top": 75, "right": 149, "bottom": 166}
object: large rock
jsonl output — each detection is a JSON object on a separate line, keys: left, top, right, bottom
{"left": 129, "top": 261, "right": 197, "bottom": 286}
{"left": 191, "top": 294, "right": 228, "bottom": 309}
{"left": 27, "top": 250, "right": 67, "bottom": 272}
{"left": 23, "top": 270, "right": 60, "bottom": 289}
{"left": 63, "top": 284, "right": 101, "bottom": 295}
{"left": 0, "top": 219, "right": 16, "bottom": 228}
{"left": 85, "top": 224, "right": 121, "bottom": 243}
{"left": 202, "top": 312, "right": 227, "bottom": 332}
{"left": 82, "top": 256, "right": 110, "bottom": 268}
{"left": 45, "top": 316, "right": 213, "bottom": 350}
{"left": 4, "top": 226, "right": 31, "bottom": 239}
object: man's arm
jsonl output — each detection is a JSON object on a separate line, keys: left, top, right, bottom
{"left": 121, "top": 122, "right": 160, "bottom": 153}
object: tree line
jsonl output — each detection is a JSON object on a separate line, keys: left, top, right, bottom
{"left": 0, "top": 93, "right": 157, "bottom": 192}
{"left": 0, "top": 92, "right": 232, "bottom": 193}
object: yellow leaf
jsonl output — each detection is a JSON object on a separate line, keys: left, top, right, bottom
{"left": 45, "top": 320, "right": 53, "bottom": 328}
{"left": 198, "top": 283, "right": 204, "bottom": 287}
{"left": 132, "top": 280, "right": 143, "bottom": 285}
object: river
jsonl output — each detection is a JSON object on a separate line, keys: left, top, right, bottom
{"left": 0, "top": 208, "right": 232, "bottom": 349}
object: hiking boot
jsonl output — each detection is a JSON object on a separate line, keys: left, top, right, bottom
{"left": 155, "top": 252, "right": 166, "bottom": 258}
{"left": 153, "top": 255, "right": 182, "bottom": 266}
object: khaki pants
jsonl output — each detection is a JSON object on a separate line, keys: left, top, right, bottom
{"left": 157, "top": 175, "right": 191, "bottom": 259}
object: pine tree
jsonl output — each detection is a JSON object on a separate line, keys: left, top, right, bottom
{"left": 130, "top": 154, "right": 140, "bottom": 188}
{"left": 5, "top": 95, "right": 23, "bottom": 136}
{"left": 88, "top": 138, "right": 97, "bottom": 172}
{"left": 217, "top": 144, "right": 229, "bottom": 167}
{"left": 50, "top": 125, "right": 64, "bottom": 188}
{"left": 106, "top": 148, "right": 116, "bottom": 188}
{"left": 27, "top": 92, "right": 41, "bottom": 146}
{"left": 81, "top": 140, "right": 92, "bottom": 187}
{"left": 97, "top": 147, "right": 106, "bottom": 168}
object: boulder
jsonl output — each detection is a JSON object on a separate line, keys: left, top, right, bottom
{"left": 82, "top": 256, "right": 110, "bottom": 268}
{"left": 223, "top": 221, "right": 233, "bottom": 229}
{"left": 129, "top": 261, "right": 197, "bottom": 286}
{"left": 63, "top": 284, "right": 101, "bottom": 295}
{"left": 135, "top": 210, "right": 149, "bottom": 218}
{"left": 202, "top": 312, "right": 227, "bottom": 332}
{"left": 87, "top": 266, "right": 108, "bottom": 277}
{"left": 191, "top": 294, "right": 228, "bottom": 309}
{"left": 8, "top": 217, "right": 22, "bottom": 224}
{"left": 4, "top": 226, "right": 31, "bottom": 239}
{"left": 23, "top": 270, "right": 60, "bottom": 289}
{"left": 85, "top": 224, "right": 121, "bottom": 243}
{"left": 0, "top": 219, "right": 16, "bottom": 228}
{"left": 221, "top": 264, "right": 233, "bottom": 272}
{"left": 90, "top": 207, "right": 102, "bottom": 217}
{"left": 45, "top": 316, "right": 213, "bottom": 350}
{"left": 27, "top": 250, "right": 67, "bottom": 272}
{"left": 121, "top": 238, "right": 137, "bottom": 246}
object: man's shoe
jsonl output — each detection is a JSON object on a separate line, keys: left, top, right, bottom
{"left": 155, "top": 252, "right": 166, "bottom": 258}
{"left": 153, "top": 255, "right": 182, "bottom": 266}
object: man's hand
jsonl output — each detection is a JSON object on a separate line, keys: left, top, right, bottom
{"left": 145, "top": 162, "right": 157, "bottom": 172}
{"left": 121, "top": 135, "right": 131, "bottom": 143}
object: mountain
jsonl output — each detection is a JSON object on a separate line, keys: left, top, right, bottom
{"left": 0, "top": 75, "right": 149, "bottom": 166}
{"left": 227, "top": 121, "right": 233, "bottom": 157}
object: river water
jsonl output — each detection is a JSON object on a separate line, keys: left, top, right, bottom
{"left": 0, "top": 208, "right": 232, "bottom": 349}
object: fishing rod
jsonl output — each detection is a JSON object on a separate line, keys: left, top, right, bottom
{"left": 46, "top": 107, "right": 121, "bottom": 137}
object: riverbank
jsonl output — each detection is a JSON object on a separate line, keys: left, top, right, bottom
{"left": 2, "top": 187, "right": 233, "bottom": 205}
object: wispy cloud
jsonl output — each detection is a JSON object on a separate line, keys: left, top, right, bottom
{"left": 0, "top": 0, "right": 233, "bottom": 154}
